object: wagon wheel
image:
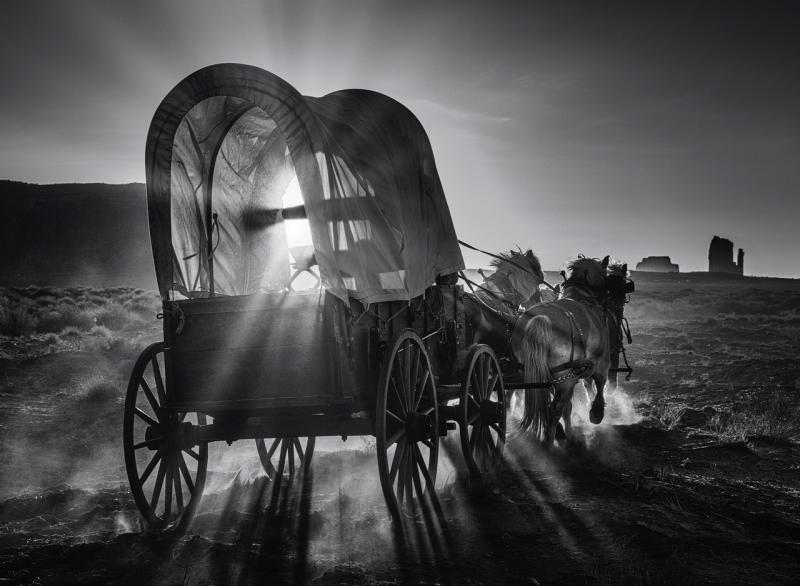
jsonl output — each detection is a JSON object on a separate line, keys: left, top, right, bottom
{"left": 123, "top": 342, "right": 207, "bottom": 529}
{"left": 376, "top": 330, "right": 439, "bottom": 521}
{"left": 255, "top": 436, "right": 315, "bottom": 481}
{"left": 460, "top": 345, "right": 506, "bottom": 476}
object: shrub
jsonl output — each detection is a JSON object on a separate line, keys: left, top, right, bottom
{"left": 35, "top": 304, "right": 94, "bottom": 333}
{"left": 0, "top": 304, "right": 37, "bottom": 336}
{"left": 84, "top": 381, "right": 119, "bottom": 404}
{"left": 650, "top": 402, "right": 688, "bottom": 430}
{"left": 93, "top": 302, "right": 138, "bottom": 330}
{"left": 707, "top": 391, "right": 799, "bottom": 442}
{"left": 59, "top": 326, "right": 83, "bottom": 340}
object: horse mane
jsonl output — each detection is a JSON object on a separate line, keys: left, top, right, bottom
{"left": 606, "top": 257, "right": 628, "bottom": 277}
{"left": 489, "top": 249, "right": 543, "bottom": 281}
{"left": 564, "top": 255, "right": 607, "bottom": 291}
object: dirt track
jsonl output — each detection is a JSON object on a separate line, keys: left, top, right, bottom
{"left": 1, "top": 274, "right": 799, "bottom": 584}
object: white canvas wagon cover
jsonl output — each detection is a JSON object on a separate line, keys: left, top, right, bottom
{"left": 146, "top": 63, "right": 463, "bottom": 304}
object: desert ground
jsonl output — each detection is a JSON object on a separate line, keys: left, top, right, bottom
{"left": 1, "top": 272, "right": 799, "bottom": 585}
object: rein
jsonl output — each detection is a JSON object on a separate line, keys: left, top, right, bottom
{"left": 459, "top": 271, "right": 519, "bottom": 314}
{"left": 458, "top": 239, "right": 558, "bottom": 292}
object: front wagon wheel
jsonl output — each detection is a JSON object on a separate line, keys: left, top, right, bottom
{"left": 123, "top": 342, "right": 207, "bottom": 529}
{"left": 376, "top": 330, "right": 439, "bottom": 523}
{"left": 460, "top": 345, "right": 506, "bottom": 476}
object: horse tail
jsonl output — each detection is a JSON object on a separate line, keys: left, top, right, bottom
{"left": 520, "top": 314, "right": 553, "bottom": 438}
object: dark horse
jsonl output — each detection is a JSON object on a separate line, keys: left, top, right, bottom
{"left": 605, "top": 260, "right": 634, "bottom": 391}
{"left": 464, "top": 255, "right": 613, "bottom": 445}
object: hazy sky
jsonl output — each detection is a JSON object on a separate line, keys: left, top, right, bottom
{"left": 1, "top": 1, "right": 798, "bottom": 276}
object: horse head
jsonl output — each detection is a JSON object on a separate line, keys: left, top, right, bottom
{"left": 562, "top": 255, "right": 609, "bottom": 301}
{"left": 605, "top": 258, "right": 635, "bottom": 305}
{"left": 485, "top": 249, "right": 544, "bottom": 308}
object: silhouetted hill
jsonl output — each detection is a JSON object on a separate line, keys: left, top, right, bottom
{"left": 1, "top": 181, "right": 156, "bottom": 289}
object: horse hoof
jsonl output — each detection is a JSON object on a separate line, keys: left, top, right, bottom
{"left": 589, "top": 400, "right": 605, "bottom": 424}
{"left": 555, "top": 422, "right": 566, "bottom": 440}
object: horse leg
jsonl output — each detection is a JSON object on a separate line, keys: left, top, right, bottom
{"left": 542, "top": 387, "right": 563, "bottom": 447}
{"left": 562, "top": 383, "right": 576, "bottom": 439}
{"left": 552, "top": 383, "right": 575, "bottom": 443}
{"left": 555, "top": 397, "right": 572, "bottom": 441}
{"left": 589, "top": 373, "right": 607, "bottom": 424}
{"left": 608, "top": 351, "right": 620, "bottom": 392}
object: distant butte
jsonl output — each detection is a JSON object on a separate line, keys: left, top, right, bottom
{"left": 635, "top": 256, "right": 679, "bottom": 273}
{"left": 708, "top": 236, "right": 744, "bottom": 275}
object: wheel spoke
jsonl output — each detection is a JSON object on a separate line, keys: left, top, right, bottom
{"left": 396, "top": 444, "right": 408, "bottom": 504}
{"left": 386, "top": 427, "right": 405, "bottom": 447}
{"left": 293, "top": 438, "right": 304, "bottom": 462}
{"left": 469, "top": 394, "right": 481, "bottom": 410}
{"left": 288, "top": 441, "right": 296, "bottom": 476}
{"left": 139, "top": 380, "right": 161, "bottom": 416}
{"left": 475, "top": 359, "right": 485, "bottom": 400}
{"left": 470, "top": 370, "right": 479, "bottom": 397}
{"left": 413, "top": 369, "right": 431, "bottom": 411}
{"left": 480, "top": 425, "right": 490, "bottom": 450}
{"left": 134, "top": 407, "right": 159, "bottom": 428}
{"left": 390, "top": 376, "right": 407, "bottom": 416}
{"left": 163, "top": 455, "right": 174, "bottom": 519}
{"left": 139, "top": 449, "right": 163, "bottom": 485}
{"left": 488, "top": 372, "right": 500, "bottom": 397}
{"left": 151, "top": 357, "right": 167, "bottom": 407}
{"left": 404, "top": 446, "right": 415, "bottom": 510}
{"left": 184, "top": 448, "right": 200, "bottom": 461}
{"left": 420, "top": 437, "right": 435, "bottom": 450}
{"left": 413, "top": 443, "right": 436, "bottom": 492}
{"left": 277, "top": 440, "right": 288, "bottom": 477}
{"left": 410, "top": 343, "right": 420, "bottom": 405}
{"left": 267, "top": 438, "right": 281, "bottom": 459}
{"left": 490, "top": 422, "right": 503, "bottom": 435}
{"left": 387, "top": 409, "right": 404, "bottom": 425}
{"left": 470, "top": 424, "right": 480, "bottom": 451}
{"left": 173, "top": 463, "right": 184, "bottom": 514}
{"left": 389, "top": 438, "right": 406, "bottom": 483}
{"left": 150, "top": 456, "right": 167, "bottom": 511}
{"left": 410, "top": 449, "right": 425, "bottom": 500}
{"left": 467, "top": 413, "right": 480, "bottom": 425}
{"left": 178, "top": 454, "right": 195, "bottom": 494}
{"left": 402, "top": 339, "right": 412, "bottom": 410}
{"left": 481, "top": 355, "right": 490, "bottom": 397}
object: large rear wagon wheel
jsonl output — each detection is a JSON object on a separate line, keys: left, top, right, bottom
{"left": 123, "top": 342, "right": 207, "bottom": 529}
{"left": 460, "top": 345, "right": 506, "bottom": 476}
{"left": 255, "top": 436, "right": 315, "bottom": 480}
{"left": 376, "top": 330, "right": 439, "bottom": 522}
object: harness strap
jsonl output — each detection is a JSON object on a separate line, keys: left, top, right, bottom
{"left": 459, "top": 271, "right": 514, "bottom": 308}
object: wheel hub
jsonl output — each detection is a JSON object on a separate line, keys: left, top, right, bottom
{"left": 143, "top": 420, "right": 195, "bottom": 451}
{"left": 480, "top": 399, "right": 503, "bottom": 425}
{"left": 405, "top": 412, "right": 434, "bottom": 442}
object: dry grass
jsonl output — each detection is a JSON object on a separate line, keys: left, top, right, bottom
{"left": 706, "top": 391, "right": 800, "bottom": 443}
{"left": 649, "top": 402, "right": 688, "bottom": 430}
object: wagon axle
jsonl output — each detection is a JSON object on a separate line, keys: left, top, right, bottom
{"left": 143, "top": 421, "right": 195, "bottom": 452}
